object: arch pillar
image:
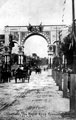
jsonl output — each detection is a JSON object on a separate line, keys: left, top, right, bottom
{"left": 48, "top": 55, "right": 51, "bottom": 68}
{"left": 48, "top": 44, "right": 55, "bottom": 68}
{"left": 18, "top": 31, "right": 21, "bottom": 46}
{"left": 18, "top": 45, "right": 24, "bottom": 65}
{"left": 5, "top": 28, "right": 10, "bottom": 46}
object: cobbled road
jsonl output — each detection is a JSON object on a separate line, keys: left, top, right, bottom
{"left": 0, "top": 70, "right": 75, "bottom": 120}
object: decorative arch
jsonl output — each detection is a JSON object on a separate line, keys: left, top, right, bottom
{"left": 21, "top": 32, "right": 51, "bottom": 46}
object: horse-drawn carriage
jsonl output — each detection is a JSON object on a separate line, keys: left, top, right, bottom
{"left": 1, "top": 64, "right": 31, "bottom": 83}
{"left": 14, "top": 67, "right": 31, "bottom": 83}
{"left": 15, "top": 68, "right": 30, "bottom": 83}
{"left": 35, "top": 67, "right": 41, "bottom": 74}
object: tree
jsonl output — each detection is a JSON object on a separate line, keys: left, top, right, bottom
{"left": 32, "top": 53, "right": 37, "bottom": 58}
{"left": 60, "top": 33, "right": 75, "bottom": 66}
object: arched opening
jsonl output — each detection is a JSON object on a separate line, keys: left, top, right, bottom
{"left": 12, "top": 34, "right": 49, "bottom": 68}
{"left": 23, "top": 35, "right": 48, "bottom": 58}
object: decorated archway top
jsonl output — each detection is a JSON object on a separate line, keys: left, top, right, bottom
{"left": 20, "top": 23, "right": 50, "bottom": 45}
{"left": 4, "top": 24, "right": 67, "bottom": 48}
{"left": 21, "top": 31, "right": 51, "bottom": 46}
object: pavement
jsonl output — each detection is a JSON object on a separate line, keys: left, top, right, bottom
{"left": 0, "top": 69, "right": 75, "bottom": 120}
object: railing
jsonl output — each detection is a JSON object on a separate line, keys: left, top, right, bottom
{"left": 52, "top": 67, "right": 76, "bottom": 113}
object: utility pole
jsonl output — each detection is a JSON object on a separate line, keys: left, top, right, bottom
{"left": 72, "top": 0, "right": 75, "bottom": 35}
{"left": 70, "top": 0, "right": 76, "bottom": 113}
{"left": 72, "top": 0, "right": 76, "bottom": 73}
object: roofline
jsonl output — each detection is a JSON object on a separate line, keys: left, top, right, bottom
{"left": 5, "top": 24, "right": 68, "bottom": 28}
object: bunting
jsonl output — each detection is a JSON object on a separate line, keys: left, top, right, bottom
{"left": 64, "top": 0, "right": 66, "bottom": 4}
{"left": 62, "top": 0, "right": 67, "bottom": 23}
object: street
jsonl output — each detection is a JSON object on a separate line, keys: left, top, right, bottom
{"left": 0, "top": 70, "right": 72, "bottom": 120}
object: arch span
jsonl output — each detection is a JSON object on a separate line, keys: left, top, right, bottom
{"left": 21, "top": 32, "right": 51, "bottom": 45}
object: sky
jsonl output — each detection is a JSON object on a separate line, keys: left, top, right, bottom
{"left": 0, "top": 0, "right": 74, "bottom": 29}
{"left": 24, "top": 35, "right": 48, "bottom": 57}
{"left": 0, "top": 0, "right": 75, "bottom": 57}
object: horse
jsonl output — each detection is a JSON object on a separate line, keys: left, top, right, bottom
{"left": 1, "top": 70, "right": 11, "bottom": 83}
{"left": 14, "top": 67, "right": 31, "bottom": 83}
{"left": 35, "top": 67, "right": 41, "bottom": 74}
